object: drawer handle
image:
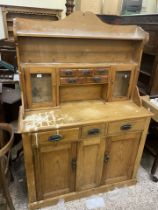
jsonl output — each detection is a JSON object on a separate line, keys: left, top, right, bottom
{"left": 48, "top": 134, "right": 63, "bottom": 142}
{"left": 83, "top": 70, "right": 91, "bottom": 76}
{"left": 67, "top": 78, "right": 77, "bottom": 84}
{"left": 65, "top": 70, "right": 73, "bottom": 76}
{"left": 88, "top": 128, "right": 100, "bottom": 136}
{"left": 98, "top": 69, "right": 107, "bottom": 74}
{"left": 120, "top": 124, "right": 132, "bottom": 131}
{"left": 93, "top": 77, "right": 101, "bottom": 83}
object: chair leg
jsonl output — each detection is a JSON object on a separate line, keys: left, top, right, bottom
{"left": 0, "top": 161, "right": 15, "bottom": 210}
{"left": 150, "top": 153, "right": 158, "bottom": 182}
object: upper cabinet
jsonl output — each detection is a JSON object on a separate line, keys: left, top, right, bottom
{"left": 13, "top": 12, "right": 148, "bottom": 111}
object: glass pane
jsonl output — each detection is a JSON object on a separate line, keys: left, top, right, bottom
{"left": 31, "top": 73, "right": 52, "bottom": 103}
{"left": 113, "top": 71, "right": 131, "bottom": 98}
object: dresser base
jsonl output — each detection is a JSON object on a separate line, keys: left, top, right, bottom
{"left": 29, "top": 179, "right": 137, "bottom": 210}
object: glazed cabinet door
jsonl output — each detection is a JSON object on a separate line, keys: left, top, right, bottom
{"left": 109, "top": 66, "right": 135, "bottom": 101}
{"left": 101, "top": 132, "right": 141, "bottom": 185}
{"left": 24, "top": 67, "right": 57, "bottom": 109}
{"left": 32, "top": 141, "right": 76, "bottom": 200}
{"left": 76, "top": 137, "right": 105, "bottom": 191}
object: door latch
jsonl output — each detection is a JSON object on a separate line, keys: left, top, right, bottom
{"left": 104, "top": 153, "right": 110, "bottom": 163}
{"left": 71, "top": 159, "right": 77, "bottom": 170}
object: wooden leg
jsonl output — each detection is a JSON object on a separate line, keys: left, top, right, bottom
{"left": 150, "top": 153, "right": 158, "bottom": 182}
{"left": 0, "top": 160, "right": 15, "bottom": 210}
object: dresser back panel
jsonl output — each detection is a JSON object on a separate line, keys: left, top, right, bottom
{"left": 59, "top": 84, "right": 107, "bottom": 102}
{"left": 18, "top": 37, "right": 141, "bottom": 64}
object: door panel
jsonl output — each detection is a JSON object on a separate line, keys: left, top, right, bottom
{"left": 33, "top": 142, "right": 76, "bottom": 200}
{"left": 24, "top": 67, "right": 57, "bottom": 109}
{"left": 76, "top": 137, "right": 105, "bottom": 191}
{"left": 31, "top": 73, "right": 52, "bottom": 103}
{"left": 113, "top": 71, "right": 131, "bottom": 98}
{"left": 109, "top": 65, "right": 135, "bottom": 101}
{"left": 102, "top": 132, "right": 141, "bottom": 185}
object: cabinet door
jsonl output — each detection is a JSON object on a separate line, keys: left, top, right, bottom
{"left": 33, "top": 142, "right": 76, "bottom": 200}
{"left": 76, "top": 137, "right": 105, "bottom": 191}
{"left": 24, "top": 67, "right": 57, "bottom": 109}
{"left": 101, "top": 132, "right": 141, "bottom": 185}
{"left": 110, "top": 66, "right": 134, "bottom": 101}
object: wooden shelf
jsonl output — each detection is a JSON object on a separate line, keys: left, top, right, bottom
{"left": 138, "top": 81, "right": 149, "bottom": 95}
{"left": 140, "top": 70, "right": 151, "bottom": 77}
{"left": 144, "top": 47, "right": 156, "bottom": 56}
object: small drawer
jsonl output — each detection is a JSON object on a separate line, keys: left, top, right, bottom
{"left": 86, "top": 76, "right": 108, "bottom": 84}
{"left": 81, "top": 124, "right": 106, "bottom": 139}
{"left": 60, "top": 69, "right": 77, "bottom": 77}
{"left": 94, "top": 68, "right": 109, "bottom": 75}
{"left": 60, "top": 77, "right": 86, "bottom": 85}
{"left": 33, "top": 128, "right": 79, "bottom": 145}
{"left": 77, "top": 69, "right": 93, "bottom": 77}
{"left": 108, "top": 119, "right": 145, "bottom": 136}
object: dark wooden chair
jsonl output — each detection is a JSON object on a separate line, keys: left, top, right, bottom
{"left": 0, "top": 123, "right": 15, "bottom": 210}
{"left": 146, "top": 120, "right": 158, "bottom": 182}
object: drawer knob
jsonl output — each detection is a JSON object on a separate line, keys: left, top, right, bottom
{"left": 48, "top": 134, "right": 63, "bottom": 142}
{"left": 88, "top": 128, "right": 100, "bottom": 136}
{"left": 120, "top": 124, "right": 132, "bottom": 131}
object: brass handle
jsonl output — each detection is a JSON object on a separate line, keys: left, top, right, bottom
{"left": 88, "top": 128, "right": 100, "bottom": 136}
{"left": 67, "top": 78, "right": 77, "bottom": 84}
{"left": 65, "top": 70, "right": 73, "bottom": 76}
{"left": 98, "top": 69, "right": 107, "bottom": 74}
{"left": 93, "top": 77, "right": 101, "bottom": 83}
{"left": 48, "top": 134, "right": 63, "bottom": 142}
{"left": 83, "top": 69, "right": 91, "bottom": 76}
{"left": 120, "top": 124, "right": 132, "bottom": 131}
{"left": 71, "top": 159, "right": 77, "bottom": 170}
{"left": 104, "top": 153, "right": 110, "bottom": 162}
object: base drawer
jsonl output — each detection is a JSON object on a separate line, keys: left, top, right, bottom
{"left": 108, "top": 118, "right": 145, "bottom": 136}
{"left": 32, "top": 128, "right": 79, "bottom": 145}
{"left": 81, "top": 123, "right": 106, "bottom": 139}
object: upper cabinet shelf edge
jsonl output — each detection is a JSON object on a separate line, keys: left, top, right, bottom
{"left": 13, "top": 11, "right": 148, "bottom": 42}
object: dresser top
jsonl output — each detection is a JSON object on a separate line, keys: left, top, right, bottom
{"left": 19, "top": 100, "right": 152, "bottom": 133}
{"left": 14, "top": 11, "right": 148, "bottom": 42}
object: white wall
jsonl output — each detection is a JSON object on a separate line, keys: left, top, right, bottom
{"left": 103, "top": 0, "right": 123, "bottom": 15}
{"left": 0, "top": 0, "right": 66, "bottom": 10}
{"left": 141, "top": 0, "right": 157, "bottom": 14}
{"left": 75, "top": 0, "right": 103, "bottom": 14}
{"left": 0, "top": 8, "right": 5, "bottom": 39}
{"left": 0, "top": 0, "right": 66, "bottom": 40}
